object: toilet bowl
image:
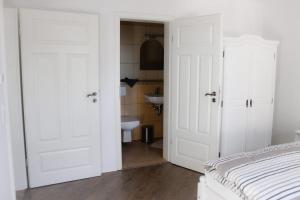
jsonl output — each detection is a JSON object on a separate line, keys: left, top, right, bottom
{"left": 121, "top": 116, "right": 140, "bottom": 143}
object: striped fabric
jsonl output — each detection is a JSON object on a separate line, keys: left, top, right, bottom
{"left": 205, "top": 142, "right": 300, "bottom": 200}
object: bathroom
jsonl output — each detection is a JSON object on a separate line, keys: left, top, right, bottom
{"left": 120, "top": 21, "right": 165, "bottom": 169}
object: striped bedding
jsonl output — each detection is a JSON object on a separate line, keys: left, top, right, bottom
{"left": 205, "top": 142, "right": 300, "bottom": 200}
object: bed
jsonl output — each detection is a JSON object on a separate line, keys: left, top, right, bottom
{"left": 198, "top": 142, "right": 300, "bottom": 200}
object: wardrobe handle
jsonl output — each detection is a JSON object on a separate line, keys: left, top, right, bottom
{"left": 246, "top": 100, "right": 249, "bottom": 107}
{"left": 250, "top": 99, "right": 253, "bottom": 107}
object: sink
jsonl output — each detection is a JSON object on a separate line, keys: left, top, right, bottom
{"left": 144, "top": 94, "right": 164, "bottom": 105}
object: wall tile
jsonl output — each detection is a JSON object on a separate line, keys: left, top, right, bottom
{"left": 132, "top": 45, "right": 140, "bottom": 63}
{"left": 132, "top": 127, "right": 141, "bottom": 141}
{"left": 120, "top": 45, "right": 135, "bottom": 64}
{"left": 147, "top": 26, "right": 164, "bottom": 35}
{"left": 133, "top": 25, "right": 145, "bottom": 45}
{"left": 120, "top": 23, "right": 164, "bottom": 80}
{"left": 120, "top": 64, "right": 135, "bottom": 79}
{"left": 124, "top": 85, "right": 138, "bottom": 105}
{"left": 120, "top": 25, "right": 134, "bottom": 45}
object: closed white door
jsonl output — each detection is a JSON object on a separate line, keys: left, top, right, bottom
{"left": 170, "top": 14, "right": 222, "bottom": 172}
{"left": 246, "top": 45, "right": 276, "bottom": 151}
{"left": 221, "top": 43, "right": 251, "bottom": 156}
{"left": 20, "top": 9, "right": 101, "bottom": 187}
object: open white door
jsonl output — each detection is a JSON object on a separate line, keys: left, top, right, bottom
{"left": 170, "top": 14, "right": 222, "bottom": 172}
{"left": 20, "top": 9, "right": 101, "bottom": 187}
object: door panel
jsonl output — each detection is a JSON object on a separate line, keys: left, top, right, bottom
{"left": 171, "top": 15, "right": 222, "bottom": 172}
{"left": 246, "top": 46, "right": 276, "bottom": 151}
{"left": 221, "top": 44, "right": 251, "bottom": 156}
{"left": 20, "top": 9, "right": 101, "bottom": 187}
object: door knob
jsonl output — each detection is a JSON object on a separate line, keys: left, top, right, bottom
{"left": 205, "top": 91, "right": 216, "bottom": 97}
{"left": 86, "top": 92, "right": 97, "bottom": 98}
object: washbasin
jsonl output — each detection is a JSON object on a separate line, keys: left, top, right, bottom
{"left": 144, "top": 94, "right": 164, "bottom": 104}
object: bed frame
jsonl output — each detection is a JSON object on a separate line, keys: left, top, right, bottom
{"left": 197, "top": 173, "right": 242, "bottom": 200}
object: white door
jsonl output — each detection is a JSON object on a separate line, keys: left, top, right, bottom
{"left": 246, "top": 45, "right": 276, "bottom": 151}
{"left": 221, "top": 42, "right": 251, "bottom": 156}
{"left": 170, "top": 14, "right": 222, "bottom": 172}
{"left": 20, "top": 9, "right": 101, "bottom": 187}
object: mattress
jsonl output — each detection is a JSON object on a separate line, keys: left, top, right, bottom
{"left": 205, "top": 142, "right": 300, "bottom": 200}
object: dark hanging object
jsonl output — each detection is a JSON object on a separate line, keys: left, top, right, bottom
{"left": 120, "top": 77, "right": 139, "bottom": 87}
{"left": 140, "top": 38, "right": 164, "bottom": 70}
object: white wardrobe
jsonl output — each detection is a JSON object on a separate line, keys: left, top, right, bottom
{"left": 221, "top": 36, "right": 279, "bottom": 156}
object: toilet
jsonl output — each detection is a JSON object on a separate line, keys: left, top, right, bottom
{"left": 121, "top": 116, "right": 140, "bottom": 143}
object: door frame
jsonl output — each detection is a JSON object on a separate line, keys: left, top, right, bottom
{"left": 114, "top": 13, "right": 175, "bottom": 170}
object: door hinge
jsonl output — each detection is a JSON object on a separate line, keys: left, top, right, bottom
{"left": 271, "top": 98, "right": 274, "bottom": 104}
{"left": 223, "top": 51, "right": 225, "bottom": 58}
{"left": 218, "top": 152, "right": 221, "bottom": 158}
{"left": 171, "top": 35, "right": 174, "bottom": 42}
{"left": 221, "top": 100, "right": 224, "bottom": 107}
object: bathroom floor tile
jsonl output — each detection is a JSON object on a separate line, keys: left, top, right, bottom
{"left": 122, "top": 140, "right": 166, "bottom": 169}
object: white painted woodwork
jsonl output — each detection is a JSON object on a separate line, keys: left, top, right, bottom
{"left": 221, "top": 36, "right": 278, "bottom": 156}
{"left": 4, "top": 8, "right": 28, "bottom": 190}
{"left": 170, "top": 14, "right": 222, "bottom": 172}
{"left": 0, "top": 1, "right": 17, "bottom": 198}
{"left": 19, "top": 9, "right": 101, "bottom": 188}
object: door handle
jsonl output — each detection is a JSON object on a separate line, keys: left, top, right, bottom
{"left": 246, "top": 99, "right": 249, "bottom": 107}
{"left": 86, "top": 92, "right": 97, "bottom": 98}
{"left": 205, "top": 91, "right": 216, "bottom": 97}
{"left": 250, "top": 99, "right": 253, "bottom": 107}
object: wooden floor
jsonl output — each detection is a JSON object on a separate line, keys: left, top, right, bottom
{"left": 122, "top": 141, "right": 166, "bottom": 169}
{"left": 17, "top": 163, "right": 201, "bottom": 200}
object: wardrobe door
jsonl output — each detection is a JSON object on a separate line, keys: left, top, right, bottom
{"left": 246, "top": 45, "right": 276, "bottom": 151}
{"left": 221, "top": 44, "right": 251, "bottom": 156}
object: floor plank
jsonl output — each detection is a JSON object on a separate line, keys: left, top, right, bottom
{"left": 122, "top": 141, "right": 166, "bottom": 169}
{"left": 17, "top": 163, "right": 201, "bottom": 200}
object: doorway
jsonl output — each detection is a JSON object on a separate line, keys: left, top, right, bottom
{"left": 119, "top": 20, "right": 166, "bottom": 169}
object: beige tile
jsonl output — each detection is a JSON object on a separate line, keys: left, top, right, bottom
{"left": 120, "top": 64, "right": 135, "bottom": 79}
{"left": 120, "top": 24, "right": 134, "bottom": 45}
{"left": 120, "top": 96, "right": 125, "bottom": 105}
{"left": 132, "top": 126, "right": 141, "bottom": 141}
{"left": 124, "top": 85, "right": 138, "bottom": 104}
{"left": 157, "top": 71, "right": 164, "bottom": 80}
{"left": 142, "top": 104, "right": 158, "bottom": 122}
{"left": 133, "top": 25, "right": 146, "bottom": 45}
{"left": 123, "top": 104, "right": 138, "bottom": 116}
{"left": 145, "top": 70, "right": 158, "bottom": 80}
{"left": 121, "top": 105, "right": 125, "bottom": 116}
{"left": 120, "top": 45, "right": 134, "bottom": 64}
{"left": 132, "top": 45, "right": 140, "bottom": 63}
{"left": 154, "top": 120, "right": 164, "bottom": 138}
{"left": 136, "top": 70, "right": 147, "bottom": 80}
{"left": 148, "top": 26, "right": 164, "bottom": 35}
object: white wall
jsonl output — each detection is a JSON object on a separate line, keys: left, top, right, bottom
{"left": 3, "top": 0, "right": 264, "bottom": 174}
{"left": 0, "top": 0, "right": 16, "bottom": 199}
{"left": 262, "top": 0, "right": 300, "bottom": 144}
{"left": 4, "top": 8, "right": 28, "bottom": 190}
